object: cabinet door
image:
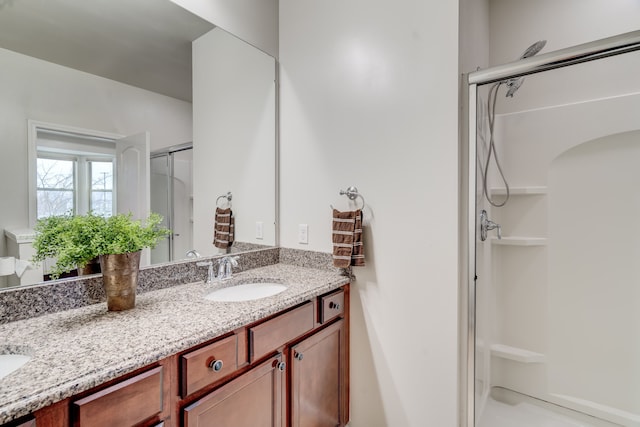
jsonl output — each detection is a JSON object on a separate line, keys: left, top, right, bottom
{"left": 290, "top": 319, "right": 347, "bottom": 427}
{"left": 183, "top": 354, "right": 285, "bottom": 427}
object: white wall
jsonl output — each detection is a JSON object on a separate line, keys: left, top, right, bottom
{"left": 0, "top": 47, "right": 192, "bottom": 262}
{"left": 169, "top": 0, "right": 278, "bottom": 58}
{"left": 460, "top": 0, "right": 490, "bottom": 74}
{"left": 280, "top": 1, "right": 459, "bottom": 425}
{"left": 192, "top": 28, "right": 276, "bottom": 257}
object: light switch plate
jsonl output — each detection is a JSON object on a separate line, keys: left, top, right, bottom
{"left": 256, "top": 221, "right": 264, "bottom": 239}
{"left": 298, "top": 224, "right": 308, "bottom": 244}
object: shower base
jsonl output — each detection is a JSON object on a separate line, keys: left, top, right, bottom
{"left": 477, "top": 388, "right": 621, "bottom": 427}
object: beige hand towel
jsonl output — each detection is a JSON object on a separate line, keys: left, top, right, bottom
{"left": 213, "top": 208, "right": 234, "bottom": 249}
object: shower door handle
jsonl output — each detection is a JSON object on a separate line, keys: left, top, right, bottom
{"left": 480, "top": 210, "right": 501, "bottom": 241}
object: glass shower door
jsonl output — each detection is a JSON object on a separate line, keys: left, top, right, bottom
{"left": 150, "top": 154, "right": 171, "bottom": 264}
{"left": 472, "top": 47, "right": 640, "bottom": 427}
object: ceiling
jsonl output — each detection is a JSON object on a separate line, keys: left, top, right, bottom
{"left": 0, "top": 0, "right": 215, "bottom": 102}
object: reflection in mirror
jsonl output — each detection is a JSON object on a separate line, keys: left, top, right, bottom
{"left": 150, "top": 143, "right": 193, "bottom": 265}
{"left": 0, "top": 0, "right": 277, "bottom": 289}
{"left": 193, "top": 27, "right": 277, "bottom": 257}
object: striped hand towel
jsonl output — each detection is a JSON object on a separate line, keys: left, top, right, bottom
{"left": 352, "top": 209, "right": 365, "bottom": 266}
{"left": 213, "top": 207, "right": 234, "bottom": 249}
{"left": 332, "top": 209, "right": 365, "bottom": 268}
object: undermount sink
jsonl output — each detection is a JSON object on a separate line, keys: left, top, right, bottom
{"left": 0, "top": 347, "right": 32, "bottom": 381}
{"left": 204, "top": 282, "right": 287, "bottom": 302}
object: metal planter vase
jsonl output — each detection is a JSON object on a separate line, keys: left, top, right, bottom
{"left": 77, "top": 257, "right": 101, "bottom": 276}
{"left": 99, "top": 251, "right": 141, "bottom": 311}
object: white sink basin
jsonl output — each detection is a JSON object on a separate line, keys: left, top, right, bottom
{"left": 205, "top": 282, "right": 287, "bottom": 302}
{"left": 0, "top": 354, "right": 31, "bottom": 380}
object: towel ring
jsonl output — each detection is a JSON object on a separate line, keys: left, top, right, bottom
{"left": 330, "top": 186, "right": 365, "bottom": 211}
{"left": 216, "top": 191, "right": 232, "bottom": 208}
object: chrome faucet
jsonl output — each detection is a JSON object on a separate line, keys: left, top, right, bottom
{"left": 196, "top": 261, "right": 215, "bottom": 284}
{"left": 480, "top": 209, "right": 502, "bottom": 241}
{"left": 217, "top": 256, "right": 239, "bottom": 281}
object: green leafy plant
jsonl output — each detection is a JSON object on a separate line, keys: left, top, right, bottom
{"left": 32, "top": 212, "right": 170, "bottom": 279}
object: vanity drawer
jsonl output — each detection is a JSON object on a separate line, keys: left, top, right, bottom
{"left": 72, "top": 366, "right": 163, "bottom": 427}
{"left": 249, "top": 302, "right": 314, "bottom": 362}
{"left": 319, "top": 289, "right": 345, "bottom": 324}
{"left": 181, "top": 334, "right": 238, "bottom": 398}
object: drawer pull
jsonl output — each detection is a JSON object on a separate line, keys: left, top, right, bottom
{"left": 277, "top": 361, "right": 286, "bottom": 371}
{"left": 294, "top": 352, "right": 304, "bottom": 361}
{"left": 329, "top": 301, "right": 341, "bottom": 310}
{"left": 209, "top": 359, "right": 224, "bottom": 372}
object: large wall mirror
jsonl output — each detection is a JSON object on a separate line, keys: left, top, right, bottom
{"left": 0, "top": 0, "right": 277, "bottom": 289}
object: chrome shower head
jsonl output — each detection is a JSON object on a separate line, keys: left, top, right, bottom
{"left": 504, "top": 40, "right": 547, "bottom": 97}
{"left": 520, "top": 40, "right": 546, "bottom": 59}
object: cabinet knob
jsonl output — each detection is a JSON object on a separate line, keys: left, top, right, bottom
{"left": 209, "top": 359, "right": 224, "bottom": 372}
{"left": 277, "top": 361, "right": 286, "bottom": 371}
{"left": 295, "top": 352, "right": 304, "bottom": 361}
{"left": 329, "top": 301, "right": 341, "bottom": 310}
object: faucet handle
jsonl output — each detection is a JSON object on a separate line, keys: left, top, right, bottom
{"left": 196, "top": 261, "right": 215, "bottom": 284}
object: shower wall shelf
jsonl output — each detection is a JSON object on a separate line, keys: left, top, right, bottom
{"left": 490, "top": 186, "right": 548, "bottom": 196}
{"left": 490, "top": 344, "right": 546, "bottom": 363}
{"left": 490, "top": 237, "right": 547, "bottom": 246}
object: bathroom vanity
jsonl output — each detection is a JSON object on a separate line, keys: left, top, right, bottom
{"left": 0, "top": 262, "right": 350, "bottom": 427}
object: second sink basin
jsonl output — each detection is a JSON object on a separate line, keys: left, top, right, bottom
{"left": 204, "top": 282, "right": 287, "bottom": 302}
{"left": 0, "top": 347, "right": 32, "bottom": 381}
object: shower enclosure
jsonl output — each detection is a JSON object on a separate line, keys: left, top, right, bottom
{"left": 464, "top": 31, "right": 640, "bottom": 427}
{"left": 150, "top": 143, "right": 193, "bottom": 264}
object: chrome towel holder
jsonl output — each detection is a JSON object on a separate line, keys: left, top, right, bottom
{"left": 216, "top": 191, "right": 232, "bottom": 208}
{"left": 331, "top": 186, "right": 365, "bottom": 210}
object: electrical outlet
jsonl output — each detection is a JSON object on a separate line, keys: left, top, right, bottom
{"left": 255, "top": 221, "right": 264, "bottom": 239}
{"left": 298, "top": 224, "right": 308, "bottom": 244}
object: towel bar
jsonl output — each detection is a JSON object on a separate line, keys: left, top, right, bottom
{"left": 216, "top": 192, "right": 232, "bottom": 208}
{"left": 331, "top": 186, "right": 365, "bottom": 211}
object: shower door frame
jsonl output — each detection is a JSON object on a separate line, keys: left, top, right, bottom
{"left": 462, "top": 30, "right": 640, "bottom": 427}
{"left": 150, "top": 142, "right": 193, "bottom": 262}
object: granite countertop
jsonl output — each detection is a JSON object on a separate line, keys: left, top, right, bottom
{"left": 0, "top": 263, "right": 349, "bottom": 424}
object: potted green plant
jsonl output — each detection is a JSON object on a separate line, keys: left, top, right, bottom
{"left": 33, "top": 212, "right": 170, "bottom": 311}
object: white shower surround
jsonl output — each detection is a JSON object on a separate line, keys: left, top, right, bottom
{"left": 482, "top": 90, "right": 640, "bottom": 426}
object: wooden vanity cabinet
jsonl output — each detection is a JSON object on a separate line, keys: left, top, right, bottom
{"left": 249, "top": 301, "right": 315, "bottom": 363}
{"left": 178, "top": 286, "right": 349, "bottom": 427}
{"left": 180, "top": 334, "right": 239, "bottom": 398}
{"left": 290, "top": 319, "right": 347, "bottom": 427}
{"left": 13, "top": 285, "right": 349, "bottom": 427}
{"left": 71, "top": 364, "right": 167, "bottom": 427}
{"left": 183, "top": 354, "right": 285, "bottom": 427}
{"left": 2, "top": 417, "right": 35, "bottom": 427}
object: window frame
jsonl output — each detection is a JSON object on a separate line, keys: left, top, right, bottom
{"left": 28, "top": 120, "right": 123, "bottom": 226}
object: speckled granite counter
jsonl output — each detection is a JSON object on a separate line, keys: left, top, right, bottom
{"left": 0, "top": 262, "right": 348, "bottom": 424}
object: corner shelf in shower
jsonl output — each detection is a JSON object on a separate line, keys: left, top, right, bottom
{"left": 490, "top": 236, "right": 547, "bottom": 246}
{"left": 490, "top": 186, "right": 548, "bottom": 196}
{"left": 490, "top": 344, "right": 546, "bottom": 363}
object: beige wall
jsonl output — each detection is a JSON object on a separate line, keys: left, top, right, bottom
{"left": 280, "top": 1, "right": 460, "bottom": 425}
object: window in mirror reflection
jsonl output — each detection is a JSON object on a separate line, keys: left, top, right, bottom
{"left": 36, "top": 157, "right": 75, "bottom": 218}
{"left": 89, "top": 160, "right": 114, "bottom": 217}
{"left": 36, "top": 155, "right": 114, "bottom": 218}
